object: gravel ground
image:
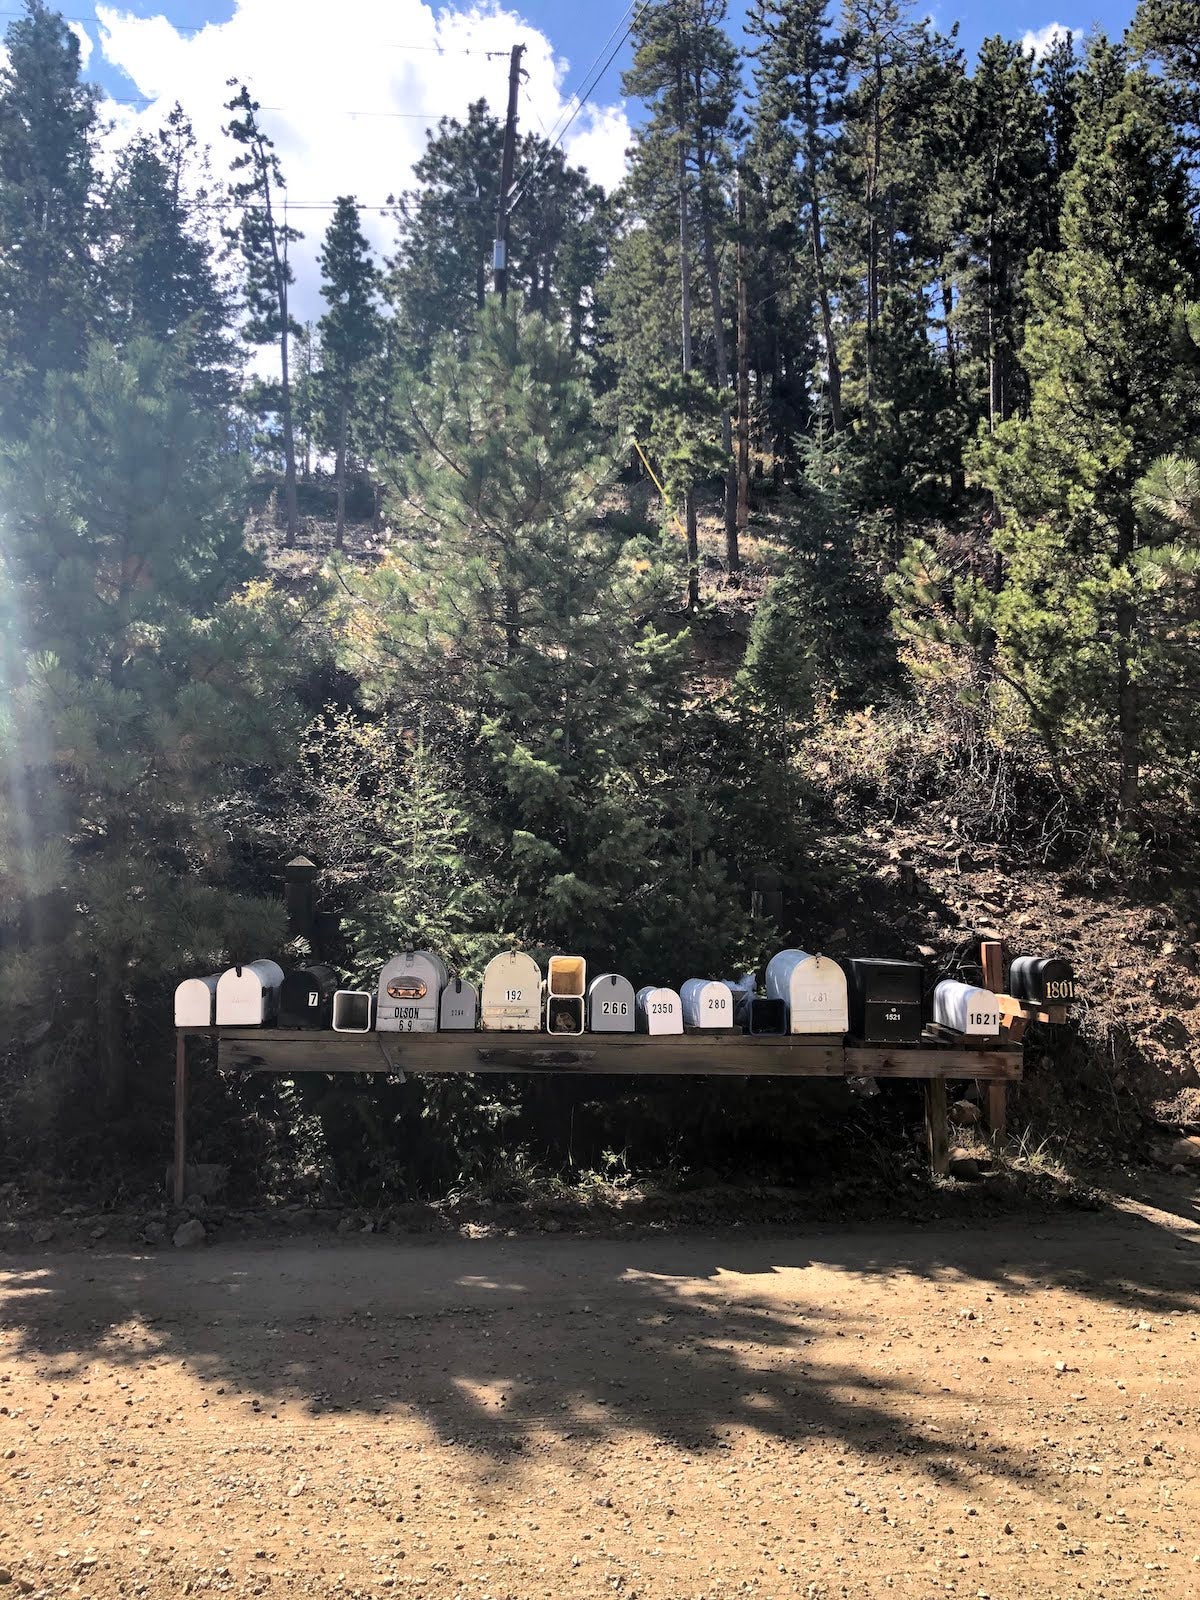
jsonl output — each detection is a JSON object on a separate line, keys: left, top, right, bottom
{"left": 2, "top": 1183, "right": 1200, "bottom": 1599}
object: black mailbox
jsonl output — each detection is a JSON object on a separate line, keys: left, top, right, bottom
{"left": 729, "top": 976, "right": 787, "bottom": 1035}
{"left": 1010, "top": 955, "right": 1075, "bottom": 1006}
{"left": 845, "top": 958, "right": 925, "bottom": 1043}
{"left": 279, "top": 964, "right": 340, "bottom": 1029}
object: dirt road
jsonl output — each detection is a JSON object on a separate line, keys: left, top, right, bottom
{"left": 3, "top": 1189, "right": 1200, "bottom": 1599}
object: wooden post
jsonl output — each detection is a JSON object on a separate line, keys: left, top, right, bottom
{"left": 925, "top": 1077, "right": 950, "bottom": 1176}
{"left": 173, "top": 1032, "right": 188, "bottom": 1207}
{"left": 980, "top": 939, "right": 1008, "bottom": 1137}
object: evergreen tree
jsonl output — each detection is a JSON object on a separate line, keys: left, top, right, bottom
{"left": 971, "top": 52, "right": 1200, "bottom": 817}
{"left": 0, "top": 0, "right": 99, "bottom": 436}
{"left": 1130, "top": 0, "right": 1200, "bottom": 183}
{"left": 0, "top": 339, "right": 316, "bottom": 1106}
{"left": 101, "top": 106, "right": 238, "bottom": 405}
{"left": 317, "top": 196, "right": 381, "bottom": 550}
{"left": 224, "top": 82, "right": 303, "bottom": 545}
{"left": 344, "top": 305, "right": 755, "bottom": 974}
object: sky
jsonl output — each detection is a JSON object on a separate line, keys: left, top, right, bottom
{"left": 0, "top": 0, "right": 1143, "bottom": 333}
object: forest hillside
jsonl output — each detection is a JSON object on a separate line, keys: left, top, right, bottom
{"left": 2, "top": 0, "right": 1200, "bottom": 1207}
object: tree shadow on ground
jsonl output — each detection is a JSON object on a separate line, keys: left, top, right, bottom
{"left": 2, "top": 1195, "right": 1198, "bottom": 1492}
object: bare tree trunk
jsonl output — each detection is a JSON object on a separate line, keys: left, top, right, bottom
{"left": 736, "top": 170, "right": 750, "bottom": 552}
{"left": 334, "top": 395, "right": 348, "bottom": 551}
{"left": 695, "top": 109, "right": 737, "bottom": 572}
{"left": 803, "top": 73, "right": 844, "bottom": 432}
{"left": 864, "top": 44, "right": 884, "bottom": 427}
{"left": 677, "top": 55, "right": 699, "bottom": 612}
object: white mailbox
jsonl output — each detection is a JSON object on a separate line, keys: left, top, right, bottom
{"left": 636, "top": 985, "right": 683, "bottom": 1034}
{"left": 439, "top": 977, "right": 479, "bottom": 1030}
{"left": 174, "top": 973, "right": 220, "bottom": 1027}
{"left": 377, "top": 950, "right": 447, "bottom": 1033}
{"left": 765, "top": 949, "right": 849, "bottom": 1035}
{"left": 546, "top": 954, "right": 586, "bottom": 1034}
{"left": 588, "top": 973, "right": 636, "bottom": 1032}
{"left": 332, "top": 989, "right": 374, "bottom": 1032}
{"left": 680, "top": 978, "right": 734, "bottom": 1029}
{"left": 933, "top": 980, "right": 1000, "bottom": 1037}
{"left": 215, "top": 960, "right": 284, "bottom": 1025}
{"left": 481, "top": 951, "right": 542, "bottom": 1031}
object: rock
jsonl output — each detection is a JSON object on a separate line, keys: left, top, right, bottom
{"left": 173, "top": 1218, "right": 206, "bottom": 1249}
{"left": 141, "top": 1221, "right": 167, "bottom": 1246}
{"left": 336, "top": 1215, "right": 357, "bottom": 1234}
{"left": 948, "top": 1149, "right": 983, "bottom": 1180}
{"left": 30, "top": 1224, "right": 53, "bottom": 1245}
{"left": 1159, "top": 1135, "right": 1200, "bottom": 1168}
{"left": 0, "top": 1565, "right": 12, "bottom": 1583}
{"left": 949, "top": 1100, "right": 982, "bottom": 1127}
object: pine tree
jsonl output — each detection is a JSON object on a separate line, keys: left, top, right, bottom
{"left": 224, "top": 82, "right": 303, "bottom": 545}
{"left": 101, "top": 105, "right": 238, "bottom": 405}
{"left": 973, "top": 49, "right": 1200, "bottom": 817}
{"left": 343, "top": 305, "right": 755, "bottom": 973}
{"left": 317, "top": 196, "right": 381, "bottom": 550}
{"left": 0, "top": 0, "right": 99, "bottom": 436}
{"left": 0, "top": 339, "right": 318, "bottom": 1106}
{"left": 1129, "top": 0, "right": 1200, "bottom": 183}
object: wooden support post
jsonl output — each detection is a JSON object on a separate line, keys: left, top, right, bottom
{"left": 925, "top": 1077, "right": 949, "bottom": 1176}
{"left": 174, "top": 1032, "right": 188, "bottom": 1207}
{"left": 980, "top": 938, "right": 1008, "bottom": 1137}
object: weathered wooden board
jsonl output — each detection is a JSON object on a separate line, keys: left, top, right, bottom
{"left": 203, "top": 1029, "right": 1022, "bottom": 1081}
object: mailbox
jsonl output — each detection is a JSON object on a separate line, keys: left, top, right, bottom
{"left": 332, "top": 989, "right": 374, "bottom": 1032}
{"left": 174, "top": 974, "right": 220, "bottom": 1027}
{"left": 481, "top": 951, "right": 542, "bottom": 1031}
{"left": 278, "top": 964, "right": 339, "bottom": 1029}
{"left": 728, "top": 974, "right": 787, "bottom": 1035}
{"left": 439, "top": 977, "right": 479, "bottom": 1030}
{"left": 377, "top": 950, "right": 447, "bottom": 1033}
{"left": 933, "top": 979, "right": 1001, "bottom": 1037}
{"left": 588, "top": 973, "right": 636, "bottom": 1032}
{"left": 765, "top": 950, "right": 849, "bottom": 1035}
{"left": 845, "top": 958, "right": 925, "bottom": 1044}
{"left": 1010, "top": 955, "right": 1075, "bottom": 1006}
{"left": 215, "top": 960, "right": 285, "bottom": 1025}
{"left": 546, "top": 954, "right": 586, "bottom": 1035}
{"left": 680, "top": 978, "right": 734, "bottom": 1029}
{"left": 636, "top": 985, "right": 683, "bottom": 1034}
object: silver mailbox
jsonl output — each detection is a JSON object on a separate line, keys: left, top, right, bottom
{"left": 636, "top": 985, "right": 683, "bottom": 1034}
{"left": 377, "top": 950, "right": 447, "bottom": 1033}
{"left": 481, "top": 951, "right": 542, "bottom": 1031}
{"left": 933, "top": 980, "right": 1000, "bottom": 1037}
{"left": 439, "top": 976, "right": 479, "bottom": 1030}
{"left": 588, "top": 973, "right": 636, "bottom": 1032}
{"left": 332, "top": 989, "right": 374, "bottom": 1032}
{"left": 174, "top": 973, "right": 220, "bottom": 1027}
{"left": 215, "top": 960, "right": 284, "bottom": 1025}
{"left": 680, "top": 978, "right": 734, "bottom": 1029}
{"left": 765, "top": 950, "right": 849, "bottom": 1035}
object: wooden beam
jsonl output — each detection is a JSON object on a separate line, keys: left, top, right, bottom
{"left": 173, "top": 1031, "right": 188, "bottom": 1207}
{"left": 985, "top": 1081, "right": 1008, "bottom": 1138}
{"left": 925, "top": 1078, "right": 950, "bottom": 1176}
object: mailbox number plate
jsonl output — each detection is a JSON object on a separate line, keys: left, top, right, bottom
{"left": 505, "top": 988, "right": 523, "bottom": 1001}
{"left": 706, "top": 996, "right": 728, "bottom": 1012}
{"left": 602, "top": 1001, "right": 629, "bottom": 1016}
{"left": 1044, "top": 981, "right": 1074, "bottom": 1000}
{"left": 389, "top": 1006, "right": 424, "bottom": 1030}
{"left": 650, "top": 1002, "right": 674, "bottom": 1015}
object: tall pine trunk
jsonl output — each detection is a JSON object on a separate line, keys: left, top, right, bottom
{"left": 677, "top": 57, "right": 699, "bottom": 612}
{"left": 803, "top": 71, "right": 843, "bottom": 432}
{"left": 334, "top": 394, "right": 348, "bottom": 551}
{"left": 694, "top": 95, "right": 737, "bottom": 575}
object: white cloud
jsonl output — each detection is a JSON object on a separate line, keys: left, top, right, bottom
{"left": 93, "top": 0, "right": 632, "bottom": 360}
{"left": 1021, "top": 21, "right": 1072, "bottom": 58}
{"left": 68, "top": 21, "right": 94, "bottom": 71}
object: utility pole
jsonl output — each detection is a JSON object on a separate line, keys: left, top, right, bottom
{"left": 493, "top": 43, "right": 525, "bottom": 306}
{"left": 735, "top": 166, "right": 750, "bottom": 549}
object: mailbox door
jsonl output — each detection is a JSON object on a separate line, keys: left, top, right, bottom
{"left": 175, "top": 975, "right": 219, "bottom": 1027}
{"left": 934, "top": 980, "right": 1000, "bottom": 1037}
{"left": 439, "top": 979, "right": 478, "bottom": 1031}
{"left": 681, "top": 979, "right": 734, "bottom": 1029}
{"left": 636, "top": 986, "right": 683, "bottom": 1034}
{"left": 377, "top": 952, "right": 442, "bottom": 1033}
{"left": 788, "top": 956, "right": 849, "bottom": 1035}
{"left": 279, "top": 965, "right": 338, "bottom": 1029}
{"left": 588, "top": 975, "right": 636, "bottom": 1032}
{"left": 215, "top": 960, "right": 284, "bottom": 1025}
{"left": 481, "top": 952, "right": 542, "bottom": 1031}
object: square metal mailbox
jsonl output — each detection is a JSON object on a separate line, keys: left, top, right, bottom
{"left": 729, "top": 977, "right": 787, "bottom": 1035}
{"left": 546, "top": 954, "right": 586, "bottom": 1035}
{"left": 332, "top": 989, "right": 374, "bottom": 1032}
{"left": 278, "top": 964, "right": 340, "bottom": 1029}
{"left": 636, "top": 985, "right": 683, "bottom": 1034}
{"left": 680, "top": 978, "right": 734, "bottom": 1030}
{"left": 1010, "top": 956, "right": 1075, "bottom": 1006}
{"left": 588, "top": 973, "right": 636, "bottom": 1032}
{"left": 765, "top": 950, "right": 849, "bottom": 1035}
{"left": 933, "top": 979, "right": 1000, "bottom": 1037}
{"left": 377, "top": 950, "right": 447, "bottom": 1033}
{"left": 481, "top": 951, "right": 542, "bottom": 1031}
{"left": 215, "top": 960, "right": 285, "bottom": 1026}
{"left": 439, "top": 977, "right": 479, "bottom": 1030}
{"left": 174, "top": 974, "right": 220, "bottom": 1027}
{"left": 845, "top": 958, "right": 925, "bottom": 1044}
